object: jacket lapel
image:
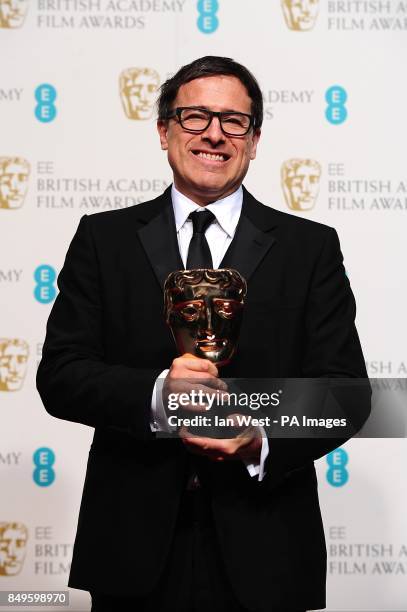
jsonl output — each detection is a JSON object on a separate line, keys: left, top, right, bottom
{"left": 137, "top": 187, "right": 183, "bottom": 290}
{"left": 137, "top": 185, "right": 279, "bottom": 289}
{"left": 220, "top": 187, "right": 277, "bottom": 281}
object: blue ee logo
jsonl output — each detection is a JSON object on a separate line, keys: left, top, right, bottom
{"left": 326, "top": 448, "right": 349, "bottom": 487}
{"left": 197, "top": 0, "right": 219, "bottom": 33}
{"left": 35, "top": 84, "right": 57, "bottom": 123}
{"left": 34, "top": 265, "right": 57, "bottom": 304}
{"left": 325, "top": 85, "right": 347, "bottom": 125}
{"left": 33, "top": 447, "right": 55, "bottom": 487}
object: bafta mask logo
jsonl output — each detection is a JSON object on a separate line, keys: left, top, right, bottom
{"left": 119, "top": 68, "right": 160, "bottom": 120}
{"left": 0, "top": 339, "right": 29, "bottom": 392}
{"left": 0, "top": 522, "right": 28, "bottom": 576}
{"left": 281, "top": 0, "right": 320, "bottom": 31}
{"left": 0, "top": 0, "right": 28, "bottom": 28}
{"left": 165, "top": 269, "right": 246, "bottom": 367}
{"left": 0, "top": 157, "right": 30, "bottom": 209}
{"left": 281, "top": 158, "right": 321, "bottom": 211}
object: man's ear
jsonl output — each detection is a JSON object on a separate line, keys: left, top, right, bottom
{"left": 157, "top": 120, "right": 169, "bottom": 151}
{"left": 250, "top": 128, "right": 261, "bottom": 161}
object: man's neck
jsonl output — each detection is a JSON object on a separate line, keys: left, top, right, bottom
{"left": 172, "top": 181, "right": 242, "bottom": 206}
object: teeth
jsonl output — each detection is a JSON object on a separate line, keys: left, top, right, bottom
{"left": 196, "top": 152, "right": 225, "bottom": 161}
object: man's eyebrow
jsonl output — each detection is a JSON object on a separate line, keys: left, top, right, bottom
{"left": 184, "top": 105, "right": 247, "bottom": 114}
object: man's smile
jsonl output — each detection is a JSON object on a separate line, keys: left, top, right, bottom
{"left": 190, "top": 149, "right": 231, "bottom": 164}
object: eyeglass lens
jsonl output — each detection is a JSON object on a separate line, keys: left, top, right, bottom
{"left": 179, "top": 108, "right": 250, "bottom": 135}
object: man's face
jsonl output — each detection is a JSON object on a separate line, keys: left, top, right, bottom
{"left": 0, "top": 161, "right": 29, "bottom": 209}
{"left": 0, "top": 342, "right": 29, "bottom": 391}
{"left": 282, "top": 0, "right": 319, "bottom": 31}
{"left": 157, "top": 75, "right": 260, "bottom": 205}
{"left": 0, "top": 526, "right": 27, "bottom": 576}
{"left": 0, "top": 0, "right": 28, "bottom": 28}
{"left": 121, "top": 70, "right": 159, "bottom": 120}
{"left": 283, "top": 162, "right": 321, "bottom": 210}
{"left": 167, "top": 280, "right": 244, "bottom": 366}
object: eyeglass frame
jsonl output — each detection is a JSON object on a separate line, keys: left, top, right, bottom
{"left": 164, "top": 106, "right": 256, "bottom": 136}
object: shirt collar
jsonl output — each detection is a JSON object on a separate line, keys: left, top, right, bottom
{"left": 171, "top": 184, "right": 243, "bottom": 238}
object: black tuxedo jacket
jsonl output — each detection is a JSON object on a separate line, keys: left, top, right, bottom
{"left": 37, "top": 186, "right": 369, "bottom": 612}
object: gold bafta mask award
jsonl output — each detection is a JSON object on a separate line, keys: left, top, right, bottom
{"left": 281, "top": 0, "right": 320, "bottom": 31}
{"left": 119, "top": 68, "right": 160, "bottom": 120}
{"left": 281, "top": 158, "right": 321, "bottom": 211}
{"left": 164, "top": 269, "right": 247, "bottom": 367}
{"left": 0, "top": 157, "right": 30, "bottom": 209}
{"left": 0, "top": 0, "right": 28, "bottom": 28}
{"left": 0, "top": 522, "right": 28, "bottom": 576}
{"left": 0, "top": 338, "right": 29, "bottom": 391}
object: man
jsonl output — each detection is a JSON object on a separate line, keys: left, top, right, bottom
{"left": 37, "top": 56, "right": 369, "bottom": 612}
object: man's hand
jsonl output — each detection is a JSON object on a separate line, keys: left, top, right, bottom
{"left": 162, "top": 353, "right": 228, "bottom": 415}
{"left": 163, "top": 356, "right": 262, "bottom": 463}
{"left": 179, "top": 415, "right": 263, "bottom": 463}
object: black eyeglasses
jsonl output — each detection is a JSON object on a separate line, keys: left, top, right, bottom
{"left": 165, "top": 107, "right": 254, "bottom": 136}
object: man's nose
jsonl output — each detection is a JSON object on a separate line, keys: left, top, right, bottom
{"left": 202, "top": 116, "right": 225, "bottom": 144}
{"left": 10, "top": 175, "right": 19, "bottom": 191}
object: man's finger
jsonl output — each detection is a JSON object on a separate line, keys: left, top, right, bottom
{"left": 164, "top": 381, "right": 229, "bottom": 413}
{"left": 176, "top": 354, "right": 219, "bottom": 377}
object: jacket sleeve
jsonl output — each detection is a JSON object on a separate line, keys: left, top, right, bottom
{"left": 36, "top": 215, "right": 161, "bottom": 439}
{"left": 262, "top": 227, "right": 371, "bottom": 489}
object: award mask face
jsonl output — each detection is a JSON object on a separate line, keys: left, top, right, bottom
{"left": 0, "top": 338, "right": 29, "bottom": 391}
{"left": 165, "top": 269, "right": 246, "bottom": 367}
{"left": 0, "top": 522, "right": 28, "bottom": 576}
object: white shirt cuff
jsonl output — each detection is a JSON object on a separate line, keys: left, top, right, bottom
{"left": 243, "top": 428, "right": 269, "bottom": 481}
{"left": 150, "top": 369, "right": 176, "bottom": 433}
{"left": 152, "top": 381, "right": 269, "bottom": 482}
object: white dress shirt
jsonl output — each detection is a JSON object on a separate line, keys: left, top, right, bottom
{"left": 150, "top": 184, "right": 269, "bottom": 481}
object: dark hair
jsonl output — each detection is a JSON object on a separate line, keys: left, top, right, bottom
{"left": 157, "top": 56, "right": 263, "bottom": 130}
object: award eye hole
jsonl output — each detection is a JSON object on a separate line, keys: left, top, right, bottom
{"left": 214, "top": 301, "right": 237, "bottom": 320}
{"left": 180, "top": 304, "right": 200, "bottom": 321}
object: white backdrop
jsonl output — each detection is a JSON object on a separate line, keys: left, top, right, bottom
{"left": 1, "top": 1, "right": 406, "bottom": 610}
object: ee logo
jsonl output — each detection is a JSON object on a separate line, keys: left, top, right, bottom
{"left": 35, "top": 84, "right": 57, "bottom": 123}
{"left": 326, "top": 448, "right": 349, "bottom": 487}
{"left": 325, "top": 85, "right": 347, "bottom": 125}
{"left": 33, "top": 447, "right": 55, "bottom": 487}
{"left": 34, "top": 265, "right": 57, "bottom": 304}
{"left": 197, "top": 0, "right": 219, "bottom": 33}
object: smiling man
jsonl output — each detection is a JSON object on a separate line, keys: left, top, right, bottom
{"left": 37, "top": 56, "right": 368, "bottom": 612}
{"left": 157, "top": 72, "right": 260, "bottom": 203}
